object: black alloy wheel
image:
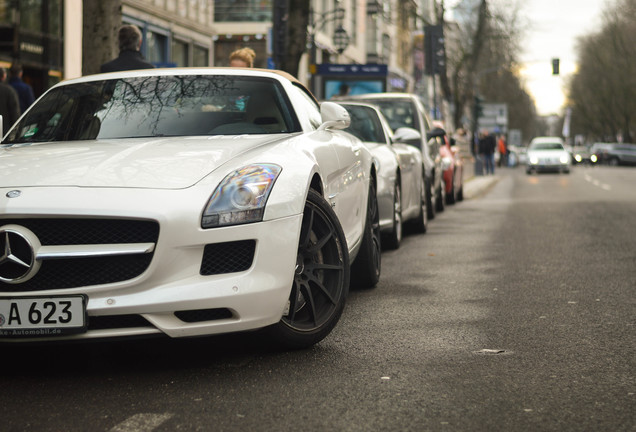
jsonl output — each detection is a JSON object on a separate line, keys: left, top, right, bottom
{"left": 351, "top": 180, "right": 381, "bottom": 289}
{"left": 267, "top": 189, "right": 349, "bottom": 349}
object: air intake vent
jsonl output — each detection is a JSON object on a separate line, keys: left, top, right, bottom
{"left": 174, "top": 308, "right": 233, "bottom": 323}
{"left": 200, "top": 240, "right": 256, "bottom": 275}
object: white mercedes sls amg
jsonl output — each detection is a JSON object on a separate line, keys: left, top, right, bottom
{"left": 0, "top": 68, "right": 381, "bottom": 348}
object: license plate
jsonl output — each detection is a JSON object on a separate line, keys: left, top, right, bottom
{"left": 0, "top": 295, "right": 87, "bottom": 337}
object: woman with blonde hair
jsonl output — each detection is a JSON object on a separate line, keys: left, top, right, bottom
{"left": 229, "top": 47, "right": 256, "bottom": 67}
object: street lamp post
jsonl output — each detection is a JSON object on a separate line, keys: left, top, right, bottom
{"left": 308, "top": 7, "right": 349, "bottom": 96}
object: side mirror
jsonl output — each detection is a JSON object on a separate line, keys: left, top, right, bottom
{"left": 426, "top": 127, "right": 446, "bottom": 141}
{"left": 450, "top": 137, "right": 456, "bottom": 146}
{"left": 393, "top": 127, "right": 421, "bottom": 145}
{"left": 319, "top": 102, "right": 350, "bottom": 130}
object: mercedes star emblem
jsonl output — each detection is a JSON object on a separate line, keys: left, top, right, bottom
{"left": 0, "top": 225, "right": 42, "bottom": 284}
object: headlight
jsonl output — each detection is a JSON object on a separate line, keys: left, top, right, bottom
{"left": 560, "top": 154, "right": 569, "bottom": 164}
{"left": 202, "top": 164, "right": 282, "bottom": 228}
{"left": 591, "top": 154, "right": 598, "bottom": 163}
{"left": 529, "top": 155, "right": 539, "bottom": 165}
{"left": 575, "top": 154, "right": 582, "bottom": 163}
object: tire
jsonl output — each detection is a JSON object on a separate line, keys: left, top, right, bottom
{"left": 446, "top": 178, "right": 456, "bottom": 205}
{"left": 351, "top": 180, "right": 381, "bottom": 289}
{"left": 435, "top": 180, "right": 445, "bottom": 213}
{"left": 410, "top": 174, "right": 428, "bottom": 234}
{"left": 266, "top": 189, "right": 350, "bottom": 349}
{"left": 383, "top": 182, "right": 402, "bottom": 250}
{"left": 609, "top": 157, "right": 619, "bottom": 166}
{"left": 456, "top": 182, "right": 464, "bottom": 202}
{"left": 425, "top": 176, "right": 436, "bottom": 220}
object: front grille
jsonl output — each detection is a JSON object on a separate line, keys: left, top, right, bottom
{"left": 0, "top": 218, "right": 159, "bottom": 291}
{"left": 174, "top": 308, "right": 233, "bottom": 323}
{"left": 0, "top": 218, "right": 159, "bottom": 245}
{"left": 0, "top": 254, "right": 153, "bottom": 292}
{"left": 200, "top": 240, "right": 256, "bottom": 275}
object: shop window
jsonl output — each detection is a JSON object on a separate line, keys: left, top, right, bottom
{"left": 193, "top": 45, "right": 209, "bottom": 66}
{"left": 172, "top": 39, "right": 189, "bottom": 67}
{"left": 19, "top": 0, "right": 42, "bottom": 33}
{"left": 214, "top": 0, "right": 272, "bottom": 22}
{"left": 47, "top": 0, "right": 61, "bottom": 37}
{"left": 147, "top": 30, "right": 168, "bottom": 65}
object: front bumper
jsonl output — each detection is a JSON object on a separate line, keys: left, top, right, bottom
{"left": 0, "top": 187, "right": 302, "bottom": 343}
{"left": 527, "top": 162, "right": 570, "bottom": 172}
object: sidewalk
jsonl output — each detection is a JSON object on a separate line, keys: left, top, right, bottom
{"left": 461, "top": 156, "right": 501, "bottom": 199}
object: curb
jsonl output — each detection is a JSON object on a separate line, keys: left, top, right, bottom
{"left": 462, "top": 175, "right": 500, "bottom": 199}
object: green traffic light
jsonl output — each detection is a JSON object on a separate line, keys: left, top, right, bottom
{"left": 552, "top": 58, "right": 560, "bottom": 75}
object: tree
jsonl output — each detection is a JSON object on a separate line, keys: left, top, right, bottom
{"left": 437, "top": 0, "right": 491, "bottom": 130}
{"left": 567, "top": 0, "right": 636, "bottom": 142}
{"left": 273, "top": 0, "right": 310, "bottom": 78}
{"left": 82, "top": 0, "right": 122, "bottom": 76}
{"left": 438, "top": 0, "right": 537, "bottom": 139}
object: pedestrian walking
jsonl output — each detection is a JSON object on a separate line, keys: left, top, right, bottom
{"left": 0, "top": 67, "right": 20, "bottom": 130}
{"left": 100, "top": 24, "right": 155, "bottom": 73}
{"left": 497, "top": 134, "right": 507, "bottom": 167}
{"left": 8, "top": 63, "right": 35, "bottom": 114}
{"left": 229, "top": 47, "right": 256, "bottom": 68}
{"left": 479, "top": 129, "right": 496, "bottom": 175}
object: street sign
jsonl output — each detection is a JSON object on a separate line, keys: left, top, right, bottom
{"left": 478, "top": 103, "right": 508, "bottom": 133}
{"left": 508, "top": 129, "right": 522, "bottom": 147}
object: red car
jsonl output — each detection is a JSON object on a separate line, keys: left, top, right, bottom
{"left": 429, "top": 125, "right": 464, "bottom": 204}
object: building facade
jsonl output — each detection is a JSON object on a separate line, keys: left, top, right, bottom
{"left": 0, "top": 0, "right": 67, "bottom": 101}
{"left": 0, "top": 0, "right": 443, "bottom": 121}
{"left": 122, "top": 0, "right": 215, "bottom": 68}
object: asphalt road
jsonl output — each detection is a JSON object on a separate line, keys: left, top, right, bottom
{"left": 3, "top": 165, "right": 635, "bottom": 432}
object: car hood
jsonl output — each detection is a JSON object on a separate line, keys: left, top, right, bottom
{"left": 527, "top": 149, "right": 567, "bottom": 157}
{"left": 0, "top": 135, "right": 287, "bottom": 189}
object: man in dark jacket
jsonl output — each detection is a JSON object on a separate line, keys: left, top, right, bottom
{"left": 8, "top": 63, "right": 34, "bottom": 114}
{"left": 478, "top": 129, "right": 497, "bottom": 175}
{"left": 0, "top": 67, "right": 20, "bottom": 130}
{"left": 100, "top": 25, "right": 155, "bottom": 73}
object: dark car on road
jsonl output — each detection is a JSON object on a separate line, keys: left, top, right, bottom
{"left": 571, "top": 146, "right": 597, "bottom": 165}
{"left": 591, "top": 142, "right": 636, "bottom": 166}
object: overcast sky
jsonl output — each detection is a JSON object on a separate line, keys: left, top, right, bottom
{"left": 518, "top": 0, "right": 607, "bottom": 115}
{"left": 446, "top": 0, "right": 608, "bottom": 115}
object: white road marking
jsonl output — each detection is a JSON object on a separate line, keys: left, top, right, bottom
{"left": 584, "top": 174, "right": 611, "bottom": 191}
{"left": 110, "top": 413, "right": 174, "bottom": 432}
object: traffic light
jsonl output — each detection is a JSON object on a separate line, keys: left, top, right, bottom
{"left": 552, "top": 58, "right": 560, "bottom": 75}
{"left": 424, "top": 25, "right": 445, "bottom": 76}
{"left": 474, "top": 95, "right": 484, "bottom": 118}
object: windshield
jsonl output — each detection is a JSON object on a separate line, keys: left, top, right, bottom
{"left": 360, "top": 99, "right": 418, "bottom": 132}
{"left": 530, "top": 142, "right": 565, "bottom": 151}
{"left": 4, "top": 75, "right": 300, "bottom": 144}
{"left": 342, "top": 105, "right": 386, "bottom": 144}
